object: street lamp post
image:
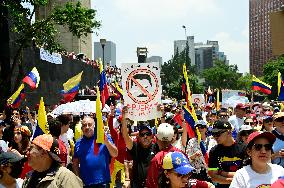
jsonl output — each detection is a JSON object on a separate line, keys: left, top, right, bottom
{"left": 182, "top": 25, "right": 187, "bottom": 39}
{"left": 100, "top": 39, "right": 107, "bottom": 68}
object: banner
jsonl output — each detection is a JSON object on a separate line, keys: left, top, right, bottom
{"left": 191, "top": 94, "right": 205, "bottom": 107}
{"left": 40, "top": 48, "right": 62, "bottom": 64}
{"left": 222, "top": 90, "right": 248, "bottom": 108}
{"left": 122, "top": 62, "right": 162, "bottom": 121}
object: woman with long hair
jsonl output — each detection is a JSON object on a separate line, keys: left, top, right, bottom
{"left": 9, "top": 126, "right": 31, "bottom": 156}
{"left": 159, "top": 151, "right": 214, "bottom": 188}
{"left": 230, "top": 131, "right": 284, "bottom": 187}
{"left": 9, "top": 126, "right": 32, "bottom": 179}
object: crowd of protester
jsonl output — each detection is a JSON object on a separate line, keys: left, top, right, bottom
{"left": 0, "top": 99, "right": 284, "bottom": 187}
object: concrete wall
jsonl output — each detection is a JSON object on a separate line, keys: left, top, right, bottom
{"left": 12, "top": 47, "right": 100, "bottom": 109}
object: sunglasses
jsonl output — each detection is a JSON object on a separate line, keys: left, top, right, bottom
{"left": 139, "top": 132, "right": 152, "bottom": 137}
{"left": 197, "top": 125, "right": 207, "bottom": 129}
{"left": 212, "top": 130, "right": 227, "bottom": 138}
{"left": 252, "top": 143, "right": 273, "bottom": 151}
{"left": 245, "top": 122, "right": 254, "bottom": 125}
{"left": 219, "top": 115, "right": 228, "bottom": 118}
{"left": 275, "top": 117, "right": 284, "bottom": 122}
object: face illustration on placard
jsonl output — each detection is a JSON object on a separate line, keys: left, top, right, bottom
{"left": 130, "top": 74, "right": 154, "bottom": 99}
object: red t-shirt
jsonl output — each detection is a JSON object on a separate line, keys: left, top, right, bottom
{"left": 57, "top": 138, "right": 67, "bottom": 166}
{"left": 20, "top": 161, "right": 33, "bottom": 179}
{"left": 108, "top": 116, "right": 127, "bottom": 164}
{"left": 146, "top": 145, "right": 182, "bottom": 188}
{"left": 188, "top": 179, "right": 210, "bottom": 188}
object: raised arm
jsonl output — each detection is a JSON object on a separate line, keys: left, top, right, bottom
{"left": 121, "top": 106, "right": 133, "bottom": 150}
{"left": 104, "top": 134, "right": 118, "bottom": 157}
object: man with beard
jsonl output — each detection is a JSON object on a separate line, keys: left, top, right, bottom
{"left": 121, "top": 107, "right": 158, "bottom": 188}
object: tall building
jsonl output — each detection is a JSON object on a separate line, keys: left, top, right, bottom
{"left": 94, "top": 41, "right": 116, "bottom": 66}
{"left": 207, "top": 40, "right": 219, "bottom": 60}
{"left": 249, "top": 0, "right": 284, "bottom": 76}
{"left": 195, "top": 44, "right": 213, "bottom": 73}
{"left": 194, "top": 40, "right": 228, "bottom": 73}
{"left": 174, "top": 36, "right": 195, "bottom": 65}
{"left": 35, "top": 0, "right": 92, "bottom": 58}
{"left": 146, "top": 56, "right": 163, "bottom": 64}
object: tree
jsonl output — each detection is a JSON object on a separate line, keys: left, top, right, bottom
{"left": 0, "top": 0, "right": 101, "bottom": 106}
{"left": 237, "top": 73, "right": 253, "bottom": 92}
{"left": 161, "top": 46, "right": 203, "bottom": 100}
{"left": 202, "top": 60, "right": 241, "bottom": 90}
{"left": 263, "top": 55, "right": 284, "bottom": 100}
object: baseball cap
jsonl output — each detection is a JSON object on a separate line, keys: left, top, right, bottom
{"left": 262, "top": 102, "right": 271, "bottom": 109}
{"left": 195, "top": 110, "right": 202, "bottom": 116}
{"left": 162, "top": 152, "right": 194, "bottom": 175}
{"left": 211, "top": 110, "right": 217, "bottom": 115}
{"left": 274, "top": 107, "right": 280, "bottom": 113}
{"left": 138, "top": 124, "right": 152, "bottom": 133}
{"left": 211, "top": 120, "right": 232, "bottom": 133}
{"left": 263, "top": 116, "right": 273, "bottom": 120}
{"left": 195, "top": 120, "right": 207, "bottom": 126}
{"left": 264, "top": 111, "right": 273, "bottom": 116}
{"left": 273, "top": 112, "right": 284, "bottom": 121}
{"left": 236, "top": 103, "right": 246, "bottom": 109}
{"left": 0, "top": 152, "right": 24, "bottom": 165}
{"left": 156, "top": 123, "right": 174, "bottom": 141}
{"left": 239, "top": 125, "right": 253, "bottom": 132}
{"left": 247, "top": 131, "right": 276, "bottom": 146}
{"left": 32, "top": 134, "right": 62, "bottom": 163}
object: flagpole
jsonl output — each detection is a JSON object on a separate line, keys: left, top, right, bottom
{"left": 251, "top": 90, "right": 254, "bottom": 112}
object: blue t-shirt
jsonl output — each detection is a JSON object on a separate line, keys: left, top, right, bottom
{"left": 74, "top": 134, "right": 113, "bottom": 185}
{"left": 272, "top": 131, "right": 284, "bottom": 167}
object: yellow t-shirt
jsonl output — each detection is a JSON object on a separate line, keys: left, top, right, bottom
{"left": 74, "top": 122, "right": 83, "bottom": 141}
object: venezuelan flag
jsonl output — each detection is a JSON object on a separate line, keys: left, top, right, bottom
{"left": 61, "top": 71, "right": 83, "bottom": 102}
{"left": 32, "top": 97, "right": 48, "bottom": 139}
{"left": 278, "top": 72, "right": 284, "bottom": 101}
{"left": 112, "top": 81, "right": 123, "bottom": 100}
{"left": 252, "top": 75, "right": 272, "bottom": 95}
{"left": 99, "top": 59, "right": 109, "bottom": 107}
{"left": 94, "top": 86, "right": 104, "bottom": 155}
{"left": 7, "top": 84, "right": 26, "bottom": 109}
{"left": 22, "top": 67, "right": 40, "bottom": 89}
{"left": 183, "top": 105, "right": 208, "bottom": 163}
{"left": 182, "top": 64, "right": 208, "bottom": 163}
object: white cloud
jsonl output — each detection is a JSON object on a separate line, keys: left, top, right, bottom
{"left": 212, "top": 32, "right": 249, "bottom": 73}
{"left": 113, "top": 0, "right": 220, "bottom": 22}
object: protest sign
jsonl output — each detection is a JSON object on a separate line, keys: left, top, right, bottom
{"left": 191, "top": 94, "right": 205, "bottom": 107}
{"left": 222, "top": 90, "right": 248, "bottom": 108}
{"left": 122, "top": 63, "right": 161, "bottom": 121}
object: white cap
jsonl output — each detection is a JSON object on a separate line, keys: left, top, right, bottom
{"left": 156, "top": 123, "right": 174, "bottom": 142}
{"left": 239, "top": 125, "right": 253, "bottom": 132}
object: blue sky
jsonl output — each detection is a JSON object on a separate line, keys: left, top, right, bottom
{"left": 92, "top": 0, "right": 249, "bottom": 73}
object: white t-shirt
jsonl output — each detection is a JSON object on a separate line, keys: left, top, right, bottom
{"left": 0, "top": 140, "right": 8, "bottom": 152}
{"left": 228, "top": 115, "right": 244, "bottom": 133}
{"left": 0, "top": 178, "right": 23, "bottom": 188}
{"left": 230, "top": 163, "right": 284, "bottom": 188}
